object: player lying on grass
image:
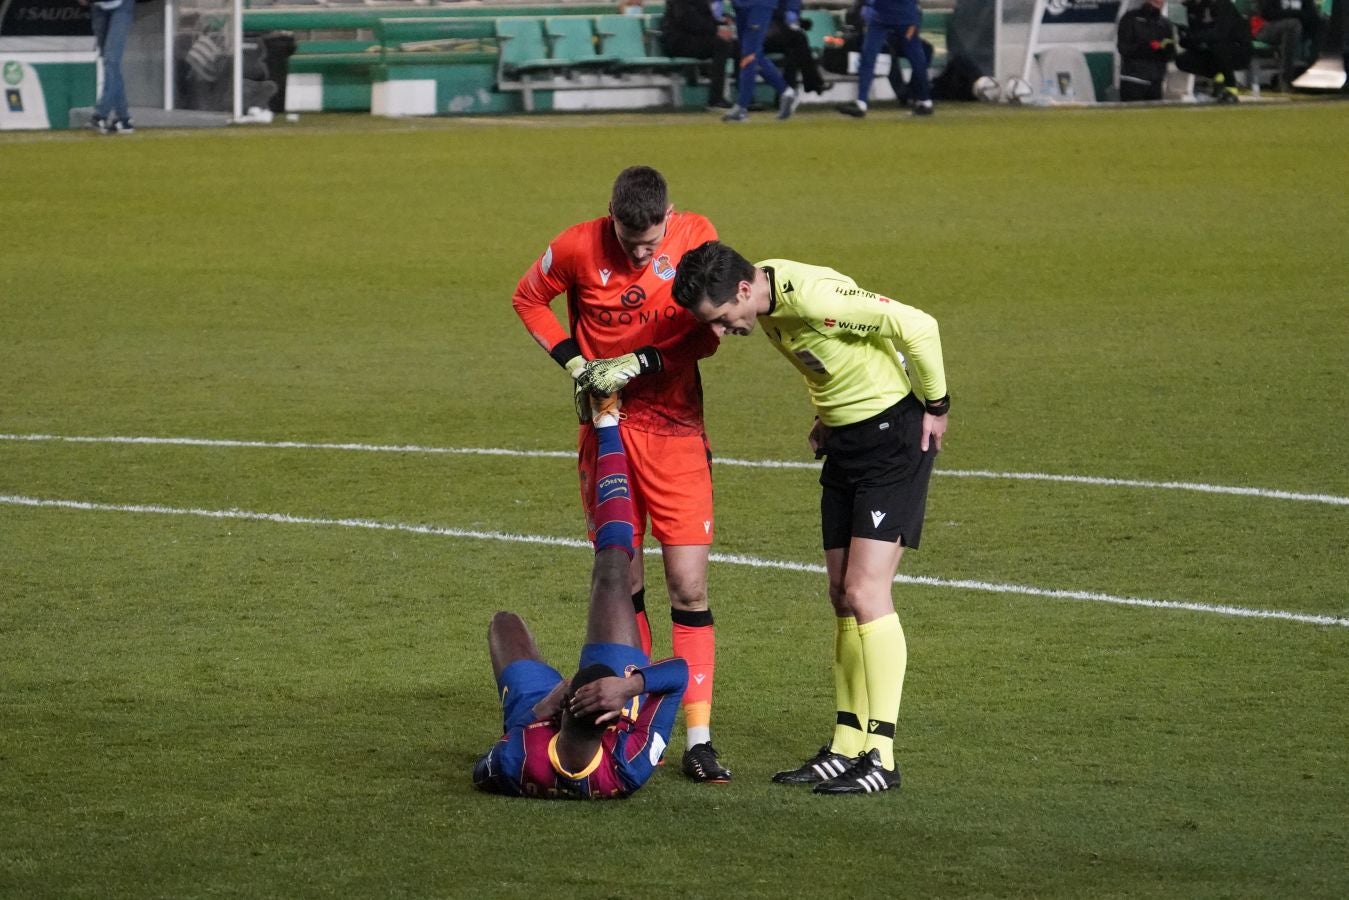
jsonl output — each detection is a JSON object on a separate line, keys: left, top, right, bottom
{"left": 673, "top": 241, "right": 949, "bottom": 795}
{"left": 511, "top": 166, "right": 730, "bottom": 785}
{"left": 472, "top": 394, "right": 689, "bottom": 799}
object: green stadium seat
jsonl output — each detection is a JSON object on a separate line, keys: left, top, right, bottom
{"left": 496, "top": 17, "right": 555, "bottom": 73}
{"left": 595, "top": 14, "right": 700, "bottom": 106}
{"left": 545, "top": 16, "right": 619, "bottom": 68}
{"left": 800, "top": 9, "right": 837, "bottom": 55}
{"left": 596, "top": 14, "right": 698, "bottom": 69}
{"left": 496, "top": 17, "right": 561, "bottom": 110}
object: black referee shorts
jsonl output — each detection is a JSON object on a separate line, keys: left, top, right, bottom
{"left": 819, "top": 394, "right": 937, "bottom": 551}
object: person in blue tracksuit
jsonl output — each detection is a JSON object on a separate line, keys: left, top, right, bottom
{"left": 724, "top": 0, "right": 801, "bottom": 122}
{"left": 837, "top": 0, "right": 933, "bottom": 118}
{"left": 81, "top": 0, "right": 139, "bottom": 133}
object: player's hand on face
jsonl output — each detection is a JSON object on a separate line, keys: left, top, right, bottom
{"left": 533, "top": 678, "right": 571, "bottom": 720}
{"left": 569, "top": 676, "right": 633, "bottom": 724}
{"left": 921, "top": 412, "right": 947, "bottom": 453}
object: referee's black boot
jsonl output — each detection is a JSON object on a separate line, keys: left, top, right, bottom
{"left": 772, "top": 745, "right": 853, "bottom": 784}
{"left": 812, "top": 749, "right": 901, "bottom": 795}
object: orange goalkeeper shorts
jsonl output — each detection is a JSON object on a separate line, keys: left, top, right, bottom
{"left": 578, "top": 425, "right": 714, "bottom": 547}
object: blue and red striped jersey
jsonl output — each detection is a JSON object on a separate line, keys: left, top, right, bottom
{"left": 474, "top": 657, "right": 688, "bottom": 799}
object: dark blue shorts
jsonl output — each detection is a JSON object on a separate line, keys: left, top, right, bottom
{"left": 496, "top": 642, "right": 650, "bottom": 730}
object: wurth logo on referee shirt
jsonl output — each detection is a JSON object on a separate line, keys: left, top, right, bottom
{"left": 821, "top": 318, "right": 881, "bottom": 334}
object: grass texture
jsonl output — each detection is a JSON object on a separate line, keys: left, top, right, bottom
{"left": 2, "top": 102, "right": 1347, "bottom": 899}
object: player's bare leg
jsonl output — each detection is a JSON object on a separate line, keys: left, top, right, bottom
{"left": 663, "top": 544, "right": 709, "bottom": 615}
{"left": 826, "top": 538, "right": 904, "bottom": 625}
{"left": 488, "top": 612, "right": 544, "bottom": 682}
{"left": 588, "top": 548, "right": 642, "bottom": 649}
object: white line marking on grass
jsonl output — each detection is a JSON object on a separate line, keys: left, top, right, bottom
{"left": 0, "top": 493, "right": 589, "bottom": 549}
{"left": 0, "top": 432, "right": 577, "bottom": 459}
{"left": 933, "top": 469, "right": 1349, "bottom": 507}
{"left": 3, "top": 433, "right": 1347, "bottom": 507}
{"left": 4, "top": 493, "right": 1346, "bottom": 629}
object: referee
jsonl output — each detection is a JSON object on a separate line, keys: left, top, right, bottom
{"left": 672, "top": 240, "right": 948, "bottom": 795}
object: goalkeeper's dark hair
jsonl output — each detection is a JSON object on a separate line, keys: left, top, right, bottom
{"left": 672, "top": 241, "right": 756, "bottom": 310}
{"left": 610, "top": 166, "right": 669, "bottom": 231}
{"left": 562, "top": 663, "right": 618, "bottom": 738}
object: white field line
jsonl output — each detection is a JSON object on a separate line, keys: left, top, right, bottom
{"left": 3, "top": 493, "right": 1346, "bottom": 630}
{"left": 3, "top": 433, "right": 1347, "bottom": 507}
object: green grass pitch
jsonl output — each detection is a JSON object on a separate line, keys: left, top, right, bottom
{"left": 2, "top": 102, "right": 1347, "bottom": 898}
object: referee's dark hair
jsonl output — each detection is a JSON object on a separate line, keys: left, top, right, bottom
{"left": 610, "top": 166, "right": 668, "bottom": 231}
{"left": 673, "top": 241, "right": 756, "bottom": 310}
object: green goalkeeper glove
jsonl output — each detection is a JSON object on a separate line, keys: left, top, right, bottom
{"left": 578, "top": 347, "right": 663, "bottom": 395}
{"left": 564, "top": 355, "right": 590, "bottom": 424}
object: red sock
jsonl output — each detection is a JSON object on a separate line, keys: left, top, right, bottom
{"left": 632, "top": 588, "right": 653, "bottom": 657}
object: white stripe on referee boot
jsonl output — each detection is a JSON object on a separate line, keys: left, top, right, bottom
{"left": 814, "top": 758, "right": 847, "bottom": 779}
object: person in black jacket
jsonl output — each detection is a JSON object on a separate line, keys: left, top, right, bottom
{"left": 1176, "top": 0, "right": 1252, "bottom": 102}
{"left": 1118, "top": 0, "right": 1177, "bottom": 101}
{"left": 765, "top": 0, "right": 831, "bottom": 96}
{"left": 1254, "top": 0, "right": 1322, "bottom": 88}
{"left": 662, "top": 0, "right": 737, "bottom": 108}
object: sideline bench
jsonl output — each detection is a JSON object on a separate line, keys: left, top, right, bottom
{"left": 497, "top": 15, "right": 701, "bottom": 111}
{"left": 249, "top": 2, "right": 953, "bottom": 114}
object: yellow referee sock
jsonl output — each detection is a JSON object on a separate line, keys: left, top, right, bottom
{"left": 830, "top": 616, "right": 868, "bottom": 758}
{"left": 858, "top": 612, "right": 906, "bottom": 771}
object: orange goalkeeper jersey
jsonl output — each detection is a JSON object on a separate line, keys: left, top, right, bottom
{"left": 512, "top": 213, "right": 720, "bottom": 437}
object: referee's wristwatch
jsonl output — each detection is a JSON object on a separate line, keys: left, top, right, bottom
{"left": 924, "top": 394, "right": 950, "bottom": 416}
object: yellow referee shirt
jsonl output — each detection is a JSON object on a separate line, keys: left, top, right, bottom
{"left": 756, "top": 259, "right": 948, "bottom": 428}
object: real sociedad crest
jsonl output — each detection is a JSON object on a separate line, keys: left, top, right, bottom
{"left": 653, "top": 254, "right": 676, "bottom": 281}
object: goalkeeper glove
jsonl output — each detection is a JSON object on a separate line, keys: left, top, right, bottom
{"left": 562, "top": 355, "right": 589, "bottom": 423}
{"left": 563, "top": 354, "right": 586, "bottom": 381}
{"left": 578, "top": 347, "right": 663, "bottom": 395}
{"left": 550, "top": 338, "right": 587, "bottom": 381}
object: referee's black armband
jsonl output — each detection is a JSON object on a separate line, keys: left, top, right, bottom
{"left": 924, "top": 394, "right": 951, "bottom": 416}
{"left": 549, "top": 338, "right": 582, "bottom": 369}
